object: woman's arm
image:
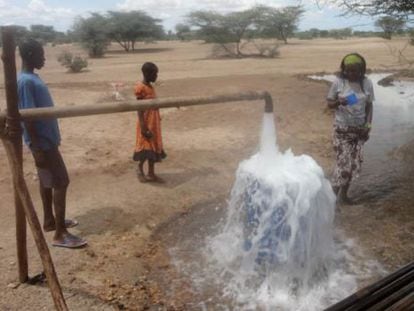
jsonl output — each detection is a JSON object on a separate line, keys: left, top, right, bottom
{"left": 327, "top": 97, "right": 347, "bottom": 109}
{"left": 365, "top": 101, "right": 373, "bottom": 125}
{"left": 327, "top": 78, "right": 347, "bottom": 109}
{"left": 365, "top": 78, "right": 374, "bottom": 125}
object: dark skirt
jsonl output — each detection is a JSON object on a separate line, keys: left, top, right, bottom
{"left": 132, "top": 150, "right": 167, "bottom": 162}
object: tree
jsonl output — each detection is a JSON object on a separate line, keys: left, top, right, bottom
{"left": 72, "top": 13, "right": 111, "bottom": 58}
{"left": 30, "top": 24, "right": 57, "bottom": 43}
{"left": 255, "top": 6, "right": 304, "bottom": 44}
{"left": 188, "top": 9, "right": 259, "bottom": 57}
{"left": 320, "top": 0, "right": 413, "bottom": 17}
{"left": 410, "top": 28, "right": 414, "bottom": 45}
{"left": 328, "top": 27, "right": 353, "bottom": 39}
{"left": 53, "top": 31, "right": 72, "bottom": 45}
{"left": 106, "top": 11, "right": 164, "bottom": 52}
{"left": 0, "top": 25, "right": 28, "bottom": 47}
{"left": 375, "top": 16, "right": 406, "bottom": 39}
{"left": 175, "top": 23, "right": 191, "bottom": 41}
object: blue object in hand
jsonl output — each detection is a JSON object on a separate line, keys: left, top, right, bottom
{"left": 346, "top": 93, "right": 358, "bottom": 106}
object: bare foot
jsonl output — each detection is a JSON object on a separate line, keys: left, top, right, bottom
{"left": 44, "top": 219, "right": 79, "bottom": 232}
{"left": 147, "top": 174, "right": 165, "bottom": 183}
{"left": 136, "top": 172, "right": 148, "bottom": 183}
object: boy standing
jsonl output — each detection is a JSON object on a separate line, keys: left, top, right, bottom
{"left": 17, "top": 39, "right": 86, "bottom": 248}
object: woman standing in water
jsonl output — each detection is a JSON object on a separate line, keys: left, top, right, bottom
{"left": 327, "top": 53, "right": 374, "bottom": 204}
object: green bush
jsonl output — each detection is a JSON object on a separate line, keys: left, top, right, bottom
{"left": 410, "top": 29, "right": 414, "bottom": 45}
{"left": 57, "top": 51, "right": 88, "bottom": 73}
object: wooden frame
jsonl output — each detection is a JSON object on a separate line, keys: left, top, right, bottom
{"left": 0, "top": 27, "right": 273, "bottom": 310}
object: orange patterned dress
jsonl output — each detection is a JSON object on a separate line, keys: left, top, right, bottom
{"left": 133, "top": 82, "right": 166, "bottom": 162}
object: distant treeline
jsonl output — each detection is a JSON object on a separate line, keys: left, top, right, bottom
{"left": 1, "top": 8, "right": 413, "bottom": 58}
{"left": 3, "top": 23, "right": 413, "bottom": 48}
{"left": 294, "top": 28, "right": 413, "bottom": 40}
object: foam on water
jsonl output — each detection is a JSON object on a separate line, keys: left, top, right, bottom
{"left": 170, "top": 111, "right": 385, "bottom": 309}
{"left": 201, "top": 113, "right": 349, "bottom": 309}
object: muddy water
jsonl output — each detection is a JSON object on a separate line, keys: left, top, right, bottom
{"left": 149, "top": 75, "right": 414, "bottom": 309}
{"left": 352, "top": 74, "right": 414, "bottom": 203}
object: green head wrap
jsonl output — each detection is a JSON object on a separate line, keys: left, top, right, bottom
{"left": 343, "top": 54, "right": 363, "bottom": 66}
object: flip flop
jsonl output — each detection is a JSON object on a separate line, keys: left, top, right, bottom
{"left": 27, "top": 272, "right": 46, "bottom": 285}
{"left": 65, "top": 219, "right": 79, "bottom": 229}
{"left": 52, "top": 234, "right": 87, "bottom": 249}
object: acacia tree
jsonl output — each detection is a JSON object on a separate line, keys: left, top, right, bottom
{"left": 175, "top": 23, "right": 191, "bottom": 41}
{"left": 188, "top": 9, "right": 259, "bottom": 57}
{"left": 30, "top": 25, "right": 57, "bottom": 43}
{"left": 320, "top": 0, "right": 414, "bottom": 57}
{"left": 72, "top": 13, "right": 111, "bottom": 58}
{"left": 320, "top": 0, "right": 413, "bottom": 17}
{"left": 106, "top": 11, "right": 164, "bottom": 52}
{"left": 255, "top": 6, "right": 304, "bottom": 44}
{"left": 375, "top": 16, "right": 406, "bottom": 39}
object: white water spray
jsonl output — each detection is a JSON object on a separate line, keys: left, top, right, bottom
{"left": 203, "top": 113, "right": 353, "bottom": 310}
{"left": 169, "top": 110, "right": 384, "bottom": 309}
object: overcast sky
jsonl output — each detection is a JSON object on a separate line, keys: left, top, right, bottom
{"left": 0, "top": 0, "right": 377, "bottom": 32}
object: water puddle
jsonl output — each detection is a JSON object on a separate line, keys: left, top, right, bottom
{"left": 310, "top": 73, "right": 414, "bottom": 203}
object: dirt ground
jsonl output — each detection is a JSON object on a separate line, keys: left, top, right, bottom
{"left": 0, "top": 38, "right": 414, "bottom": 310}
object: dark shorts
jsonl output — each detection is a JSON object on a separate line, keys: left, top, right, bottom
{"left": 34, "top": 147, "right": 69, "bottom": 189}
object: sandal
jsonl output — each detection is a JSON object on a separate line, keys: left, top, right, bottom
{"left": 52, "top": 233, "right": 87, "bottom": 249}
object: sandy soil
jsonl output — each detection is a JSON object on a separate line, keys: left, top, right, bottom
{"left": 0, "top": 37, "right": 413, "bottom": 310}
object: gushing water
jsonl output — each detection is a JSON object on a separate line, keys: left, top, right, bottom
{"left": 200, "top": 113, "right": 358, "bottom": 310}
{"left": 170, "top": 112, "right": 384, "bottom": 310}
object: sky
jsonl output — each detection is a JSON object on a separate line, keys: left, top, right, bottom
{"left": 0, "top": 0, "right": 378, "bottom": 33}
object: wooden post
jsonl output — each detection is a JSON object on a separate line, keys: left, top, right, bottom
{"left": 15, "top": 190, "right": 28, "bottom": 283}
{"left": 1, "top": 27, "right": 68, "bottom": 311}
{"left": 326, "top": 261, "right": 414, "bottom": 310}
{"left": 0, "top": 29, "right": 28, "bottom": 283}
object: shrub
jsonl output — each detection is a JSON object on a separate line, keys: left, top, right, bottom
{"left": 57, "top": 51, "right": 88, "bottom": 73}
{"left": 254, "top": 42, "right": 280, "bottom": 58}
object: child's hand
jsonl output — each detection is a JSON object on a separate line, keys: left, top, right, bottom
{"left": 32, "top": 149, "right": 47, "bottom": 168}
{"left": 337, "top": 96, "right": 348, "bottom": 106}
{"left": 142, "top": 129, "right": 153, "bottom": 139}
{"left": 359, "top": 127, "right": 370, "bottom": 141}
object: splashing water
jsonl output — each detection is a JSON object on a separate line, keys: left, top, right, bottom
{"left": 168, "top": 112, "right": 385, "bottom": 310}
{"left": 200, "top": 113, "right": 357, "bottom": 310}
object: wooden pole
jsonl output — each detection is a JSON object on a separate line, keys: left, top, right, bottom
{"left": 0, "top": 91, "right": 272, "bottom": 121}
{"left": 1, "top": 27, "right": 68, "bottom": 311}
{"left": 387, "top": 292, "right": 414, "bottom": 311}
{"left": 367, "top": 282, "right": 414, "bottom": 310}
{"left": 0, "top": 29, "right": 28, "bottom": 283}
{"left": 326, "top": 261, "right": 414, "bottom": 310}
{"left": 14, "top": 190, "right": 28, "bottom": 283}
{"left": 347, "top": 269, "right": 414, "bottom": 310}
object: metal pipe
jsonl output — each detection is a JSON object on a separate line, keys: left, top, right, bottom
{"left": 0, "top": 90, "right": 274, "bottom": 121}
